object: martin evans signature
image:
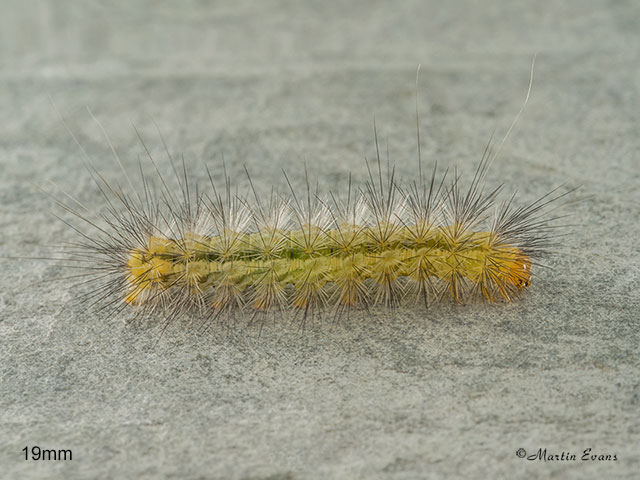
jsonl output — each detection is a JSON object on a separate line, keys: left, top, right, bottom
{"left": 516, "top": 448, "right": 618, "bottom": 462}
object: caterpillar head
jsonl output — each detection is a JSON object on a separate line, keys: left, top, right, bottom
{"left": 503, "top": 249, "right": 532, "bottom": 290}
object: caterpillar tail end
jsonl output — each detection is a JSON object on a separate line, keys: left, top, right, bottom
{"left": 125, "top": 243, "right": 173, "bottom": 305}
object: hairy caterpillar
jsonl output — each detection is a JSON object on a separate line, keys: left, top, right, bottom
{"left": 48, "top": 65, "right": 574, "bottom": 324}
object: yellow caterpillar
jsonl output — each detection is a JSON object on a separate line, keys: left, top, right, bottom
{"left": 125, "top": 225, "right": 531, "bottom": 311}
{"left": 47, "top": 112, "right": 574, "bottom": 324}
{"left": 50, "top": 137, "right": 571, "bottom": 322}
{"left": 50, "top": 63, "right": 574, "bottom": 321}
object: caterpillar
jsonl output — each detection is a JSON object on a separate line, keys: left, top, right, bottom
{"left": 49, "top": 65, "right": 574, "bottom": 324}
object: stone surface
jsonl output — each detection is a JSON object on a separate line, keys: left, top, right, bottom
{"left": 1, "top": 1, "right": 638, "bottom": 479}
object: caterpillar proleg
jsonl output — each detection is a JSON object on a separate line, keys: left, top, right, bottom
{"left": 48, "top": 65, "right": 575, "bottom": 324}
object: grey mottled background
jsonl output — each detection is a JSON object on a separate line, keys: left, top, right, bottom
{"left": 1, "top": 1, "right": 639, "bottom": 479}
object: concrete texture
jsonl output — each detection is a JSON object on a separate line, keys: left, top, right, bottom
{"left": 1, "top": 1, "right": 639, "bottom": 479}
